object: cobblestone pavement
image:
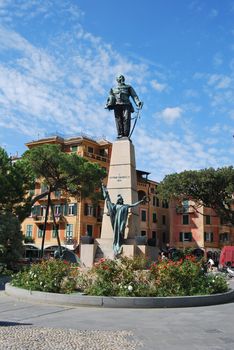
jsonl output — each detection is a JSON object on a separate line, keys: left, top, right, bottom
{"left": 0, "top": 326, "right": 142, "bottom": 350}
{"left": 1, "top": 281, "right": 234, "bottom": 350}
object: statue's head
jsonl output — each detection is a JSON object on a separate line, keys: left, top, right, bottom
{"left": 116, "top": 75, "right": 125, "bottom": 84}
{"left": 116, "top": 194, "right": 124, "bottom": 204}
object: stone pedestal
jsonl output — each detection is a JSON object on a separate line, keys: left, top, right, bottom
{"left": 101, "top": 138, "right": 140, "bottom": 240}
{"left": 96, "top": 138, "right": 141, "bottom": 260}
{"left": 80, "top": 243, "right": 97, "bottom": 267}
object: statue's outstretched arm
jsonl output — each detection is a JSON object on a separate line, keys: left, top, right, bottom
{"left": 129, "top": 196, "right": 148, "bottom": 208}
{"left": 101, "top": 183, "right": 112, "bottom": 203}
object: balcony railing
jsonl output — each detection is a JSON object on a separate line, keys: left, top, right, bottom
{"left": 32, "top": 214, "right": 65, "bottom": 223}
{"left": 84, "top": 151, "right": 109, "bottom": 163}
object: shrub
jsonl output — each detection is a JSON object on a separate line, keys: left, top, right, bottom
{"left": 11, "top": 255, "right": 229, "bottom": 297}
{"left": 78, "top": 256, "right": 228, "bottom": 297}
{"left": 11, "top": 259, "right": 79, "bottom": 294}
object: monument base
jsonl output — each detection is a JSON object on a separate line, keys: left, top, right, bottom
{"left": 79, "top": 239, "right": 160, "bottom": 266}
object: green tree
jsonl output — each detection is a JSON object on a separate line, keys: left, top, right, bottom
{"left": 157, "top": 167, "right": 234, "bottom": 225}
{"left": 0, "top": 213, "right": 24, "bottom": 269}
{"left": 0, "top": 147, "right": 34, "bottom": 268}
{"left": 23, "top": 144, "right": 106, "bottom": 257}
{"left": 0, "top": 148, "right": 34, "bottom": 221}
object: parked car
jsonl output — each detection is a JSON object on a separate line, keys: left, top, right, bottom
{"left": 218, "top": 246, "right": 234, "bottom": 269}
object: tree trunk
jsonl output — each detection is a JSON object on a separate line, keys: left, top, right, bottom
{"left": 40, "top": 189, "right": 51, "bottom": 258}
{"left": 50, "top": 203, "right": 62, "bottom": 256}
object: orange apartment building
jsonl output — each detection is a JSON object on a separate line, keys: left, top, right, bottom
{"left": 22, "top": 135, "right": 170, "bottom": 253}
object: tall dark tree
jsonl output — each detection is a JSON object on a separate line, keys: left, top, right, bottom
{"left": 0, "top": 148, "right": 34, "bottom": 221}
{"left": 23, "top": 144, "right": 106, "bottom": 257}
{"left": 0, "top": 147, "right": 34, "bottom": 267}
{"left": 157, "top": 167, "right": 234, "bottom": 225}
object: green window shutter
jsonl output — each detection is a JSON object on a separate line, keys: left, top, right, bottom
{"left": 204, "top": 232, "right": 206, "bottom": 242}
{"left": 93, "top": 205, "right": 97, "bottom": 217}
{"left": 189, "top": 232, "right": 192, "bottom": 242}
{"left": 73, "top": 203, "right": 77, "bottom": 215}
{"left": 63, "top": 204, "right": 68, "bottom": 216}
{"left": 179, "top": 232, "right": 183, "bottom": 242}
{"left": 84, "top": 203, "right": 88, "bottom": 216}
{"left": 211, "top": 232, "right": 214, "bottom": 242}
{"left": 33, "top": 205, "right": 40, "bottom": 215}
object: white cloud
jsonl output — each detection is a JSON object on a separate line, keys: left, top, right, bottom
{"left": 150, "top": 79, "right": 167, "bottom": 92}
{"left": 207, "top": 74, "right": 232, "bottom": 89}
{"left": 157, "top": 107, "right": 183, "bottom": 125}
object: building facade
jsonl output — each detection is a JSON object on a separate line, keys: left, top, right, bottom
{"left": 169, "top": 199, "right": 234, "bottom": 256}
{"left": 22, "top": 135, "right": 170, "bottom": 253}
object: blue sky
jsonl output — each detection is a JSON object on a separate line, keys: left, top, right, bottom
{"left": 0, "top": 0, "right": 233, "bottom": 181}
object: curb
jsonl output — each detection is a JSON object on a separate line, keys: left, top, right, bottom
{"left": 5, "top": 283, "right": 234, "bottom": 308}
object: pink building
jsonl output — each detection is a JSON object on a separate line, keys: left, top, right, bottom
{"left": 169, "top": 199, "right": 234, "bottom": 256}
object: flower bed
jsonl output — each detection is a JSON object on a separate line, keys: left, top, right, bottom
{"left": 11, "top": 255, "right": 228, "bottom": 297}
{"left": 11, "top": 259, "right": 79, "bottom": 294}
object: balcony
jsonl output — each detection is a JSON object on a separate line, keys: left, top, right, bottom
{"left": 32, "top": 214, "right": 66, "bottom": 223}
{"left": 84, "top": 151, "right": 109, "bottom": 163}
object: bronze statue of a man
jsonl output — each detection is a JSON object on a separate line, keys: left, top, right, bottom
{"left": 105, "top": 75, "right": 143, "bottom": 138}
{"left": 102, "top": 184, "right": 146, "bottom": 256}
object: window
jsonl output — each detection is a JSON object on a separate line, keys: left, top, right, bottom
{"left": 152, "top": 213, "right": 157, "bottom": 223}
{"left": 40, "top": 206, "right": 46, "bottom": 217}
{"left": 141, "top": 231, "right": 146, "bottom": 236}
{"left": 68, "top": 203, "right": 77, "bottom": 216}
{"left": 66, "top": 224, "right": 73, "bottom": 238}
{"left": 26, "top": 225, "right": 33, "bottom": 237}
{"left": 153, "top": 196, "right": 156, "bottom": 206}
{"left": 152, "top": 231, "right": 157, "bottom": 239}
{"left": 32, "top": 205, "right": 40, "bottom": 216}
{"left": 54, "top": 205, "right": 61, "bottom": 216}
{"left": 38, "top": 225, "right": 43, "bottom": 238}
{"left": 52, "top": 224, "right": 59, "bottom": 238}
{"left": 156, "top": 197, "right": 160, "bottom": 207}
{"left": 99, "top": 148, "right": 105, "bottom": 156}
{"left": 162, "top": 200, "right": 169, "bottom": 208}
{"left": 54, "top": 190, "right": 61, "bottom": 198}
{"left": 70, "top": 145, "right": 77, "bottom": 152}
{"left": 204, "top": 232, "right": 213, "bottom": 242}
{"left": 138, "top": 190, "right": 146, "bottom": 201}
{"left": 182, "top": 199, "right": 189, "bottom": 213}
{"left": 162, "top": 232, "right": 166, "bottom": 243}
{"left": 205, "top": 215, "right": 211, "bottom": 225}
{"left": 84, "top": 204, "right": 94, "bottom": 216}
{"left": 41, "top": 183, "right": 48, "bottom": 193}
{"left": 162, "top": 215, "right": 166, "bottom": 225}
{"left": 86, "top": 225, "right": 93, "bottom": 237}
{"left": 179, "top": 232, "right": 192, "bottom": 242}
{"left": 88, "top": 146, "right": 94, "bottom": 153}
{"left": 219, "top": 233, "right": 229, "bottom": 242}
{"left": 220, "top": 217, "right": 229, "bottom": 225}
{"left": 150, "top": 187, "right": 155, "bottom": 194}
{"left": 182, "top": 214, "right": 189, "bottom": 225}
{"left": 141, "top": 210, "right": 147, "bottom": 222}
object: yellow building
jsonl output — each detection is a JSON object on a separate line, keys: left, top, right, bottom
{"left": 22, "top": 135, "right": 170, "bottom": 254}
